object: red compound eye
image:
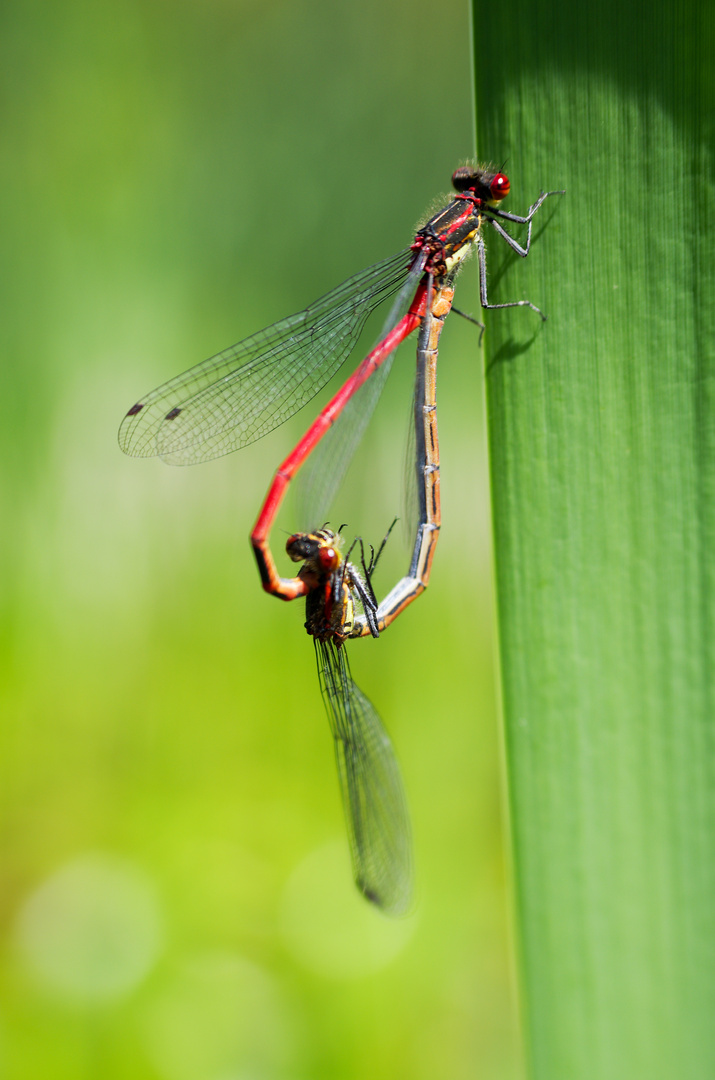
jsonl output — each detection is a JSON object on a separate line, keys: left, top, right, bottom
{"left": 490, "top": 173, "right": 510, "bottom": 200}
{"left": 318, "top": 547, "right": 338, "bottom": 571}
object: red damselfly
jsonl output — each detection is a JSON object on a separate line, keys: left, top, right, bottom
{"left": 119, "top": 166, "right": 562, "bottom": 488}
{"left": 283, "top": 525, "right": 412, "bottom": 914}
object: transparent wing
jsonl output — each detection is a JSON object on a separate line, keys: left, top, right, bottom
{"left": 316, "top": 639, "right": 413, "bottom": 916}
{"left": 298, "top": 253, "right": 427, "bottom": 528}
{"left": 118, "top": 248, "right": 414, "bottom": 465}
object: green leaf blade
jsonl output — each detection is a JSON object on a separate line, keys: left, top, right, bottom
{"left": 470, "top": 2, "right": 715, "bottom": 1076}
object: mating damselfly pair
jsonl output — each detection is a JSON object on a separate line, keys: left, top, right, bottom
{"left": 119, "top": 166, "right": 562, "bottom": 915}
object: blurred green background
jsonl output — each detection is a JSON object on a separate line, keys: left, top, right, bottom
{"left": 0, "top": 1, "right": 525, "bottom": 1077}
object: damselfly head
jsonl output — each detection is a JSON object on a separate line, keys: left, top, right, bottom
{"left": 286, "top": 528, "right": 342, "bottom": 571}
{"left": 452, "top": 165, "right": 510, "bottom": 205}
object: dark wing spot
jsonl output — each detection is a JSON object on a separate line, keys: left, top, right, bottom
{"left": 164, "top": 407, "right": 182, "bottom": 421}
{"left": 360, "top": 884, "right": 382, "bottom": 906}
{"left": 126, "top": 402, "right": 144, "bottom": 417}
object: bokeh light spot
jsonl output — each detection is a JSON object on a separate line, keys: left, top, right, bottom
{"left": 14, "top": 852, "right": 163, "bottom": 1004}
{"left": 143, "top": 951, "right": 296, "bottom": 1080}
{"left": 279, "top": 841, "right": 415, "bottom": 979}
